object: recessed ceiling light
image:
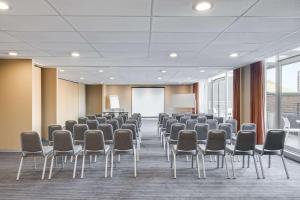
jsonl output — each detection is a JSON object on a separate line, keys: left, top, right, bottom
{"left": 157, "top": 77, "right": 162, "bottom": 80}
{"left": 161, "top": 70, "right": 167, "bottom": 73}
{"left": 229, "top": 53, "right": 239, "bottom": 58}
{"left": 98, "top": 69, "right": 103, "bottom": 73}
{"left": 169, "top": 52, "right": 178, "bottom": 58}
{"left": 195, "top": 1, "right": 212, "bottom": 11}
{"left": 8, "top": 51, "right": 18, "bottom": 56}
{"left": 0, "top": 2, "right": 9, "bottom": 10}
{"left": 109, "top": 77, "right": 115, "bottom": 80}
{"left": 292, "top": 47, "right": 300, "bottom": 51}
{"left": 80, "top": 77, "right": 84, "bottom": 80}
{"left": 279, "top": 55, "right": 288, "bottom": 59}
{"left": 71, "top": 52, "right": 80, "bottom": 57}
{"left": 59, "top": 69, "right": 65, "bottom": 72}
{"left": 200, "top": 70, "right": 205, "bottom": 73}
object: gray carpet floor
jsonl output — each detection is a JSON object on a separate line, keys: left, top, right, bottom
{"left": 0, "top": 119, "right": 300, "bottom": 200}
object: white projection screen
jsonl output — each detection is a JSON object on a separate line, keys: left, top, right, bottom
{"left": 132, "top": 87, "right": 164, "bottom": 117}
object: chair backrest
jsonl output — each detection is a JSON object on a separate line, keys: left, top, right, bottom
{"left": 87, "top": 115, "right": 96, "bottom": 120}
{"left": 107, "top": 119, "right": 119, "bottom": 132}
{"left": 116, "top": 116, "right": 124, "bottom": 128}
{"left": 205, "top": 114, "right": 214, "bottom": 119}
{"left": 96, "top": 117, "right": 107, "bottom": 124}
{"left": 121, "top": 114, "right": 127, "bottom": 124}
{"left": 175, "top": 114, "right": 184, "bottom": 121}
{"left": 179, "top": 116, "right": 190, "bottom": 124}
{"left": 162, "top": 116, "right": 171, "bottom": 128}
{"left": 264, "top": 130, "right": 286, "bottom": 151}
{"left": 104, "top": 115, "right": 112, "bottom": 120}
{"left": 125, "top": 119, "right": 139, "bottom": 133}
{"left": 177, "top": 130, "right": 197, "bottom": 151}
{"left": 52, "top": 130, "right": 74, "bottom": 152}
{"left": 218, "top": 123, "right": 232, "bottom": 140}
{"left": 241, "top": 123, "right": 256, "bottom": 132}
{"left": 78, "top": 117, "right": 88, "bottom": 124}
{"left": 84, "top": 130, "right": 105, "bottom": 151}
{"left": 170, "top": 123, "right": 186, "bottom": 141}
{"left": 206, "top": 119, "right": 218, "bottom": 130}
{"left": 159, "top": 113, "right": 168, "bottom": 125}
{"left": 186, "top": 119, "right": 198, "bottom": 130}
{"left": 166, "top": 119, "right": 178, "bottom": 133}
{"left": 206, "top": 130, "right": 226, "bottom": 151}
{"left": 98, "top": 124, "right": 114, "bottom": 141}
{"left": 195, "top": 123, "right": 208, "bottom": 141}
{"left": 48, "top": 124, "right": 62, "bottom": 142}
{"left": 20, "top": 131, "right": 43, "bottom": 153}
{"left": 65, "top": 120, "right": 77, "bottom": 134}
{"left": 87, "top": 120, "right": 99, "bottom": 130}
{"left": 73, "top": 124, "right": 88, "bottom": 141}
{"left": 197, "top": 116, "right": 207, "bottom": 123}
{"left": 235, "top": 130, "right": 256, "bottom": 151}
{"left": 214, "top": 117, "right": 224, "bottom": 124}
{"left": 190, "top": 114, "right": 199, "bottom": 119}
{"left": 114, "top": 129, "right": 133, "bottom": 150}
{"left": 121, "top": 123, "right": 137, "bottom": 140}
{"left": 225, "top": 119, "right": 237, "bottom": 133}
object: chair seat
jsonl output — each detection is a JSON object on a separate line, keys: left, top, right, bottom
{"left": 85, "top": 145, "right": 110, "bottom": 155}
{"left": 198, "top": 144, "right": 225, "bottom": 155}
{"left": 197, "top": 140, "right": 207, "bottom": 144}
{"left": 172, "top": 145, "right": 197, "bottom": 155}
{"left": 255, "top": 145, "right": 282, "bottom": 155}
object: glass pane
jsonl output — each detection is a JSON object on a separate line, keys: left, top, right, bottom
{"left": 218, "top": 78, "right": 226, "bottom": 118}
{"left": 212, "top": 81, "right": 218, "bottom": 116}
{"left": 266, "top": 66, "right": 276, "bottom": 129}
{"left": 227, "top": 71, "right": 233, "bottom": 118}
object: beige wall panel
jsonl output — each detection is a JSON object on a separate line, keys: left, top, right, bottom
{"left": 32, "top": 66, "right": 41, "bottom": 135}
{"left": 240, "top": 65, "right": 251, "bottom": 123}
{"left": 78, "top": 83, "right": 86, "bottom": 117}
{"left": 86, "top": 85, "right": 102, "bottom": 115}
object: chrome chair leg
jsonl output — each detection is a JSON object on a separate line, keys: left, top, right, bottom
{"left": 253, "top": 155, "right": 260, "bottom": 179}
{"left": 173, "top": 151, "right": 176, "bottom": 179}
{"left": 81, "top": 154, "right": 86, "bottom": 178}
{"left": 33, "top": 156, "right": 37, "bottom": 169}
{"left": 196, "top": 154, "right": 201, "bottom": 179}
{"left": 224, "top": 155, "right": 230, "bottom": 179}
{"left": 104, "top": 153, "right": 108, "bottom": 178}
{"left": 230, "top": 155, "right": 235, "bottom": 179}
{"left": 48, "top": 156, "right": 55, "bottom": 179}
{"left": 268, "top": 155, "right": 271, "bottom": 168}
{"left": 133, "top": 148, "right": 137, "bottom": 177}
{"left": 41, "top": 156, "right": 48, "bottom": 180}
{"left": 72, "top": 155, "right": 78, "bottom": 179}
{"left": 16, "top": 157, "right": 24, "bottom": 180}
{"left": 281, "top": 155, "right": 290, "bottom": 179}
{"left": 110, "top": 152, "right": 114, "bottom": 178}
{"left": 201, "top": 153, "right": 206, "bottom": 179}
{"left": 258, "top": 155, "right": 265, "bottom": 179}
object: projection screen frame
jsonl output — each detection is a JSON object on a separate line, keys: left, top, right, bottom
{"left": 131, "top": 87, "right": 165, "bottom": 118}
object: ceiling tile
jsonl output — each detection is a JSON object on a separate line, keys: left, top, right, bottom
{"left": 0, "top": 16, "right": 73, "bottom": 31}
{"left": 0, "top": 32, "right": 19, "bottom": 42}
{"left": 150, "top": 43, "right": 206, "bottom": 51}
{"left": 29, "top": 42, "right": 93, "bottom": 51}
{"left": 81, "top": 31, "right": 149, "bottom": 43}
{"left": 49, "top": 0, "right": 151, "bottom": 16}
{"left": 0, "top": 43, "right": 34, "bottom": 50}
{"left": 66, "top": 17, "right": 150, "bottom": 31}
{"left": 93, "top": 43, "right": 148, "bottom": 52}
{"left": 154, "top": 0, "right": 256, "bottom": 16}
{"left": 152, "top": 17, "right": 237, "bottom": 32}
{"left": 100, "top": 51, "right": 148, "bottom": 58}
{"left": 151, "top": 32, "right": 218, "bottom": 43}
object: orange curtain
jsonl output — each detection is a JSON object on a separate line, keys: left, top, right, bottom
{"left": 233, "top": 68, "right": 241, "bottom": 130}
{"left": 250, "top": 61, "right": 265, "bottom": 144}
{"left": 192, "top": 82, "right": 199, "bottom": 114}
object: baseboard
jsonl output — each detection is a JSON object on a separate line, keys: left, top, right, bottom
{"left": 0, "top": 149, "right": 20, "bottom": 153}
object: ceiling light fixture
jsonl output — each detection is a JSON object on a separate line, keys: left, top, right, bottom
{"left": 71, "top": 52, "right": 80, "bottom": 57}
{"left": 279, "top": 55, "right": 288, "bottom": 59}
{"left": 98, "top": 69, "right": 103, "bottom": 73}
{"left": 169, "top": 52, "right": 178, "bottom": 58}
{"left": 161, "top": 70, "right": 167, "bottom": 73}
{"left": 229, "top": 53, "right": 239, "bottom": 58}
{"left": 0, "top": 2, "right": 9, "bottom": 10}
{"left": 200, "top": 70, "right": 205, "bottom": 73}
{"left": 195, "top": 1, "right": 212, "bottom": 11}
{"left": 80, "top": 77, "right": 84, "bottom": 80}
{"left": 8, "top": 51, "right": 18, "bottom": 56}
{"left": 109, "top": 77, "right": 115, "bottom": 80}
{"left": 157, "top": 77, "right": 162, "bottom": 80}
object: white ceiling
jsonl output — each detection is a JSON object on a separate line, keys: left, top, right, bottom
{"left": 0, "top": 0, "right": 300, "bottom": 84}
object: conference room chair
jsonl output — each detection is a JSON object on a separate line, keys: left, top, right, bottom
{"left": 255, "top": 129, "right": 289, "bottom": 179}
{"left": 158, "top": 113, "right": 168, "bottom": 136}
{"left": 179, "top": 116, "right": 190, "bottom": 124}
{"left": 98, "top": 124, "right": 114, "bottom": 144}
{"left": 205, "top": 114, "right": 214, "bottom": 120}
{"left": 238, "top": 123, "right": 257, "bottom": 166}
{"left": 95, "top": 113, "right": 102, "bottom": 118}
{"left": 65, "top": 120, "right": 77, "bottom": 135}
{"left": 78, "top": 117, "right": 88, "bottom": 124}
{"left": 163, "top": 119, "right": 178, "bottom": 150}
{"left": 87, "top": 115, "right": 96, "bottom": 120}
{"left": 171, "top": 130, "right": 200, "bottom": 179}
{"left": 17, "top": 131, "right": 53, "bottom": 180}
{"left": 126, "top": 118, "right": 140, "bottom": 138}
{"left": 104, "top": 115, "right": 112, "bottom": 120}
{"left": 81, "top": 130, "right": 110, "bottom": 178}
{"left": 190, "top": 114, "right": 199, "bottom": 119}
{"left": 186, "top": 119, "right": 198, "bottom": 130}
{"left": 87, "top": 120, "right": 99, "bottom": 130}
{"left": 115, "top": 116, "right": 124, "bottom": 128}
{"left": 48, "top": 130, "right": 82, "bottom": 179}
{"left": 225, "top": 119, "right": 238, "bottom": 141}
{"left": 48, "top": 124, "right": 62, "bottom": 145}
{"left": 218, "top": 123, "right": 233, "bottom": 144}
{"left": 195, "top": 123, "right": 209, "bottom": 144}
{"left": 120, "top": 114, "right": 127, "bottom": 125}
{"left": 197, "top": 116, "right": 207, "bottom": 123}
{"left": 199, "top": 129, "right": 230, "bottom": 179}
{"left": 226, "top": 130, "right": 260, "bottom": 179}
{"left": 111, "top": 129, "right": 137, "bottom": 178}
{"left": 96, "top": 117, "right": 107, "bottom": 124}
{"left": 121, "top": 123, "right": 140, "bottom": 160}
{"left": 214, "top": 117, "right": 224, "bottom": 124}
{"left": 175, "top": 114, "right": 184, "bottom": 121}
{"left": 206, "top": 119, "right": 218, "bottom": 130}
{"left": 107, "top": 119, "right": 119, "bottom": 133}
{"left": 73, "top": 124, "right": 88, "bottom": 145}
{"left": 160, "top": 116, "right": 171, "bottom": 146}
{"left": 166, "top": 123, "right": 185, "bottom": 161}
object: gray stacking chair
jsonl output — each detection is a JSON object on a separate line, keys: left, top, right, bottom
{"left": 179, "top": 116, "right": 190, "bottom": 124}
{"left": 104, "top": 115, "right": 112, "bottom": 120}
{"left": 121, "top": 123, "right": 140, "bottom": 160}
{"left": 116, "top": 116, "right": 124, "bottom": 128}
{"left": 226, "top": 119, "right": 238, "bottom": 142}
{"left": 73, "top": 124, "right": 88, "bottom": 145}
{"left": 171, "top": 130, "right": 200, "bottom": 179}
{"left": 48, "top": 124, "right": 62, "bottom": 145}
{"left": 255, "top": 130, "right": 289, "bottom": 179}
{"left": 65, "top": 120, "right": 77, "bottom": 135}
{"left": 205, "top": 114, "right": 214, "bottom": 119}
{"left": 218, "top": 123, "right": 232, "bottom": 144}
{"left": 81, "top": 130, "right": 110, "bottom": 178}
{"left": 121, "top": 115, "right": 127, "bottom": 125}
{"left": 107, "top": 119, "right": 119, "bottom": 133}
{"left": 158, "top": 113, "right": 168, "bottom": 136}
{"left": 111, "top": 129, "right": 137, "bottom": 177}
{"left": 78, "top": 117, "right": 88, "bottom": 124}
{"left": 241, "top": 123, "right": 256, "bottom": 131}
{"left": 87, "top": 115, "right": 96, "bottom": 120}
{"left": 197, "top": 116, "right": 207, "bottom": 123}
{"left": 195, "top": 123, "right": 209, "bottom": 144}
{"left": 214, "top": 117, "right": 224, "bottom": 124}
{"left": 160, "top": 116, "right": 171, "bottom": 145}
{"left": 163, "top": 119, "right": 178, "bottom": 150}
{"left": 199, "top": 130, "right": 230, "bottom": 179}
{"left": 166, "top": 123, "right": 186, "bottom": 161}
{"left": 175, "top": 114, "right": 184, "bottom": 121}
{"left": 98, "top": 124, "right": 114, "bottom": 144}
{"left": 48, "top": 130, "right": 82, "bottom": 179}
{"left": 206, "top": 119, "right": 218, "bottom": 130}
{"left": 190, "top": 114, "right": 199, "bottom": 119}
{"left": 86, "top": 120, "right": 99, "bottom": 130}
{"left": 96, "top": 117, "right": 107, "bottom": 124}
{"left": 17, "top": 131, "right": 53, "bottom": 180}
{"left": 226, "top": 130, "right": 259, "bottom": 179}
{"left": 186, "top": 119, "right": 198, "bottom": 130}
